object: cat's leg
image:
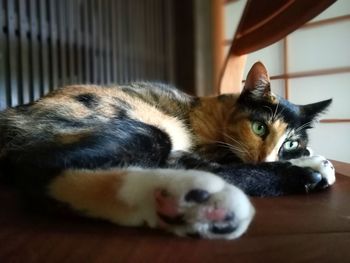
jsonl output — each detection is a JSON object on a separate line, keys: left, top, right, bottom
{"left": 286, "top": 147, "right": 337, "bottom": 188}
{"left": 288, "top": 155, "right": 335, "bottom": 187}
{"left": 48, "top": 167, "right": 254, "bottom": 239}
{"left": 215, "top": 155, "right": 335, "bottom": 196}
{"left": 166, "top": 151, "right": 335, "bottom": 197}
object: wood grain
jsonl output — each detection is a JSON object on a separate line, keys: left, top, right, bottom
{"left": 0, "top": 163, "right": 349, "bottom": 262}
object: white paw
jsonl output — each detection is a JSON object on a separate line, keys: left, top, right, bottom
{"left": 154, "top": 170, "right": 255, "bottom": 239}
{"left": 289, "top": 155, "right": 336, "bottom": 185}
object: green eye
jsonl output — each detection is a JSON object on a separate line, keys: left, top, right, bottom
{"left": 283, "top": 140, "right": 299, "bottom": 151}
{"left": 251, "top": 121, "right": 267, "bottom": 137}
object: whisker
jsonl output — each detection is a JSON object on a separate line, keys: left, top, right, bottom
{"left": 274, "top": 107, "right": 285, "bottom": 121}
{"left": 222, "top": 133, "right": 249, "bottom": 152}
{"left": 263, "top": 105, "right": 274, "bottom": 121}
{"left": 206, "top": 134, "right": 249, "bottom": 155}
{"left": 221, "top": 133, "right": 250, "bottom": 155}
{"left": 294, "top": 121, "right": 313, "bottom": 134}
{"left": 273, "top": 100, "right": 280, "bottom": 121}
{"left": 220, "top": 144, "right": 247, "bottom": 154}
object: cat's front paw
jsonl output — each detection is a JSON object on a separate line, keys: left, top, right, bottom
{"left": 154, "top": 170, "right": 255, "bottom": 239}
{"left": 290, "top": 155, "right": 336, "bottom": 191}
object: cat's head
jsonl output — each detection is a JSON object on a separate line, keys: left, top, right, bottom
{"left": 224, "top": 62, "right": 332, "bottom": 163}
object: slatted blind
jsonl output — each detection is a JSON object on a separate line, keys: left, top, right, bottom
{"left": 0, "top": 0, "right": 175, "bottom": 110}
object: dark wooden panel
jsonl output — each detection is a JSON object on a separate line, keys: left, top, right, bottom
{"left": 117, "top": 0, "right": 127, "bottom": 83}
{"left": 0, "top": 0, "right": 179, "bottom": 109}
{"left": 82, "top": 0, "right": 91, "bottom": 83}
{"left": 104, "top": 0, "right": 111, "bottom": 84}
{"left": 155, "top": 0, "right": 163, "bottom": 80}
{"left": 0, "top": 0, "right": 9, "bottom": 109}
{"left": 123, "top": 0, "right": 130, "bottom": 83}
{"left": 49, "top": 0, "right": 58, "bottom": 89}
{"left": 146, "top": 0, "right": 154, "bottom": 80}
{"left": 141, "top": 0, "right": 149, "bottom": 80}
{"left": 164, "top": 0, "right": 175, "bottom": 83}
{"left": 173, "top": 0, "right": 195, "bottom": 94}
{"left": 90, "top": 0, "right": 97, "bottom": 83}
{"left": 29, "top": 0, "right": 41, "bottom": 100}
{"left": 110, "top": 0, "right": 117, "bottom": 83}
{"left": 137, "top": 0, "right": 145, "bottom": 80}
{"left": 75, "top": 0, "right": 82, "bottom": 84}
{"left": 67, "top": 0, "right": 75, "bottom": 83}
{"left": 18, "top": 0, "right": 30, "bottom": 103}
{"left": 57, "top": 0, "right": 67, "bottom": 86}
{"left": 128, "top": 0, "right": 137, "bottom": 80}
{"left": 97, "top": 0, "right": 103, "bottom": 84}
{"left": 7, "top": 0, "right": 19, "bottom": 106}
{"left": 114, "top": 0, "right": 125, "bottom": 83}
{"left": 39, "top": 0, "right": 49, "bottom": 95}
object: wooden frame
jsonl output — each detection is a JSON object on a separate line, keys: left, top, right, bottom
{"left": 221, "top": 1, "right": 349, "bottom": 123}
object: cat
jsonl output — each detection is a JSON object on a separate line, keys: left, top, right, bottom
{"left": 0, "top": 62, "right": 335, "bottom": 240}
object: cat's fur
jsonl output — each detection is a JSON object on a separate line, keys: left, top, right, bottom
{"left": 0, "top": 62, "right": 335, "bottom": 239}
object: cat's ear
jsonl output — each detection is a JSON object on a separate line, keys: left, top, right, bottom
{"left": 300, "top": 99, "right": 332, "bottom": 122}
{"left": 241, "top": 62, "right": 271, "bottom": 99}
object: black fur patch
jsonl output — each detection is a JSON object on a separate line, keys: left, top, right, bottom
{"left": 2, "top": 115, "right": 173, "bottom": 200}
{"left": 74, "top": 93, "right": 99, "bottom": 108}
{"left": 5, "top": 115, "right": 172, "bottom": 170}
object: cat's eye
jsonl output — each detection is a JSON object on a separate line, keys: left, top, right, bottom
{"left": 283, "top": 140, "right": 299, "bottom": 151}
{"left": 251, "top": 121, "right": 267, "bottom": 137}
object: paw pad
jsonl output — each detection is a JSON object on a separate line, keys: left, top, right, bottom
{"left": 204, "top": 207, "right": 228, "bottom": 221}
{"left": 210, "top": 224, "right": 237, "bottom": 235}
{"left": 185, "top": 189, "right": 210, "bottom": 203}
{"left": 153, "top": 171, "right": 254, "bottom": 239}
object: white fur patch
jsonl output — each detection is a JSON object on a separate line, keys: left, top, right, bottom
{"left": 118, "top": 168, "right": 255, "bottom": 239}
{"left": 117, "top": 168, "right": 226, "bottom": 227}
{"left": 160, "top": 118, "right": 193, "bottom": 152}
{"left": 129, "top": 107, "right": 192, "bottom": 152}
{"left": 289, "top": 155, "right": 336, "bottom": 185}
{"left": 265, "top": 134, "right": 287, "bottom": 162}
{"left": 306, "top": 147, "right": 314, "bottom": 157}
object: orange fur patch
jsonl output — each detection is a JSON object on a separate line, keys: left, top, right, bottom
{"left": 48, "top": 169, "right": 136, "bottom": 224}
{"left": 224, "top": 115, "right": 260, "bottom": 163}
{"left": 190, "top": 95, "right": 239, "bottom": 145}
{"left": 55, "top": 131, "right": 92, "bottom": 144}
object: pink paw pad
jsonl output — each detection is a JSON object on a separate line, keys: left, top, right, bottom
{"left": 154, "top": 189, "right": 179, "bottom": 218}
{"left": 154, "top": 188, "right": 232, "bottom": 227}
{"left": 204, "top": 208, "right": 228, "bottom": 221}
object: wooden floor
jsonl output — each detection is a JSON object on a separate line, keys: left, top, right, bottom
{"left": 1, "top": 162, "right": 350, "bottom": 262}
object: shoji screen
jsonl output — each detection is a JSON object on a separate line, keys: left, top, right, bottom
{"left": 0, "top": 0, "right": 175, "bottom": 110}
{"left": 224, "top": 0, "right": 350, "bottom": 162}
{"left": 287, "top": 1, "right": 350, "bottom": 163}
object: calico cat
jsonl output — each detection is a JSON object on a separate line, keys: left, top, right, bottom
{"left": 0, "top": 62, "right": 335, "bottom": 239}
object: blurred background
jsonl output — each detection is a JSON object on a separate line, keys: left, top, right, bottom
{"left": 0, "top": 0, "right": 349, "bottom": 162}
{"left": 224, "top": 0, "right": 350, "bottom": 163}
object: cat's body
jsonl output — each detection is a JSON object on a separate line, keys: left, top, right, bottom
{"left": 0, "top": 62, "right": 335, "bottom": 239}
